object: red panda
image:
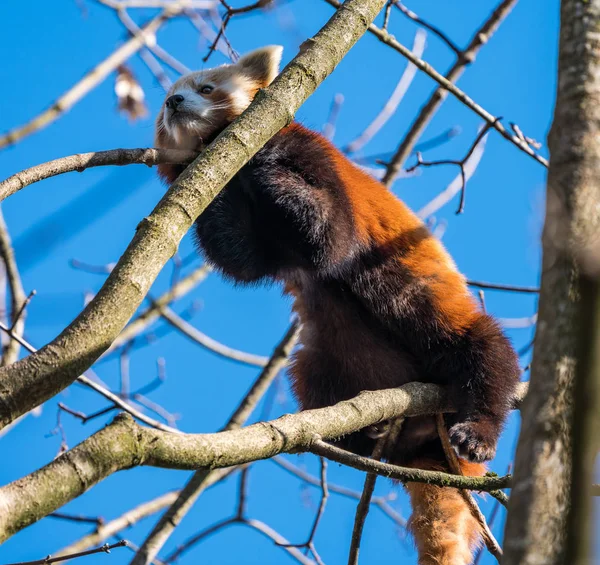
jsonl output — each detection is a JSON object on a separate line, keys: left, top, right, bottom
{"left": 155, "top": 46, "right": 520, "bottom": 565}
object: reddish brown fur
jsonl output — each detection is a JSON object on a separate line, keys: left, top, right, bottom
{"left": 406, "top": 459, "right": 485, "bottom": 565}
{"left": 309, "top": 134, "right": 480, "bottom": 334}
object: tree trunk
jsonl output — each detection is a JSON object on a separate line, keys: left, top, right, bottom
{"left": 503, "top": 2, "right": 600, "bottom": 564}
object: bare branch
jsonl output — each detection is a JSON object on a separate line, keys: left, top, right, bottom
{"left": 104, "top": 264, "right": 211, "bottom": 357}
{"left": 0, "top": 323, "right": 181, "bottom": 433}
{"left": 56, "top": 493, "right": 178, "bottom": 555}
{"left": 467, "top": 280, "right": 539, "bottom": 294}
{"left": 6, "top": 541, "right": 128, "bottom": 565}
{"left": 116, "top": 8, "right": 191, "bottom": 75}
{"left": 344, "top": 28, "right": 426, "bottom": 153}
{"left": 0, "top": 148, "right": 198, "bottom": 202}
{"left": 416, "top": 130, "right": 488, "bottom": 219}
{"left": 382, "top": 0, "right": 519, "bottom": 184}
{"left": 272, "top": 456, "right": 407, "bottom": 527}
{"left": 159, "top": 306, "right": 270, "bottom": 367}
{"left": 0, "top": 209, "right": 27, "bottom": 366}
{"left": 393, "top": 1, "right": 461, "bottom": 55}
{"left": 347, "top": 419, "right": 401, "bottom": 565}
{"left": 408, "top": 121, "right": 494, "bottom": 214}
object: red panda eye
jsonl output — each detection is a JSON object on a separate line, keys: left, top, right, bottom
{"left": 199, "top": 85, "right": 214, "bottom": 95}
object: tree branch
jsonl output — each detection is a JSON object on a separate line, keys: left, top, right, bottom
{"left": 0, "top": 209, "right": 27, "bottom": 366}
{"left": 0, "top": 382, "right": 518, "bottom": 543}
{"left": 0, "top": 149, "right": 198, "bottom": 202}
{"left": 159, "top": 306, "right": 270, "bottom": 367}
{"left": 0, "top": 0, "right": 389, "bottom": 433}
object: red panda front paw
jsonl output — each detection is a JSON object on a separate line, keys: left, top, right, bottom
{"left": 448, "top": 421, "right": 497, "bottom": 463}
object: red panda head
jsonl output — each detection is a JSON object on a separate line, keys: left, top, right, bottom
{"left": 155, "top": 45, "right": 283, "bottom": 151}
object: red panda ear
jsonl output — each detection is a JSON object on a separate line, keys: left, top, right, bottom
{"left": 237, "top": 45, "right": 283, "bottom": 88}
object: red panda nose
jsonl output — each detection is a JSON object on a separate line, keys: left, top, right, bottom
{"left": 166, "top": 94, "right": 184, "bottom": 110}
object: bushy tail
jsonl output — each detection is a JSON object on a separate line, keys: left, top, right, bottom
{"left": 405, "top": 458, "right": 486, "bottom": 565}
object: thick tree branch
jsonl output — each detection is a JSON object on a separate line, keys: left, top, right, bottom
{"left": 0, "top": 0, "right": 388, "bottom": 432}
{"left": 0, "top": 382, "right": 518, "bottom": 543}
{"left": 0, "top": 149, "right": 198, "bottom": 202}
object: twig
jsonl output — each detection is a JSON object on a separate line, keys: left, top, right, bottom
{"left": 56, "top": 492, "right": 177, "bottom": 555}
{"left": 393, "top": 1, "right": 461, "bottom": 54}
{"left": 163, "top": 518, "right": 237, "bottom": 563}
{"left": 5, "top": 541, "right": 128, "bottom": 565}
{"left": 467, "top": 280, "right": 539, "bottom": 294}
{"left": 159, "top": 306, "right": 270, "bottom": 367}
{"left": 0, "top": 11, "right": 178, "bottom": 149}
{"left": 416, "top": 127, "right": 489, "bottom": 218}
{"left": 58, "top": 403, "right": 116, "bottom": 425}
{"left": 345, "top": 29, "right": 426, "bottom": 153}
{"left": 272, "top": 456, "right": 406, "bottom": 527}
{"left": 322, "top": 94, "right": 345, "bottom": 140}
{"left": 0, "top": 148, "right": 198, "bottom": 202}
{"left": 138, "top": 48, "right": 172, "bottom": 91}
{"left": 0, "top": 209, "right": 27, "bottom": 366}
{"left": 185, "top": 9, "right": 234, "bottom": 60}
{"left": 310, "top": 438, "right": 512, "bottom": 492}
{"left": 129, "top": 321, "right": 300, "bottom": 564}
{"left": 408, "top": 120, "right": 495, "bottom": 214}
{"left": 347, "top": 441, "right": 384, "bottom": 564}
{"left": 499, "top": 314, "right": 537, "bottom": 329}
{"left": 202, "top": 0, "right": 273, "bottom": 62}
{"left": 435, "top": 414, "right": 503, "bottom": 562}
{"left": 116, "top": 8, "right": 191, "bottom": 75}
{"left": 164, "top": 465, "right": 316, "bottom": 565}
{"left": 77, "top": 375, "right": 180, "bottom": 433}
{"left": 49, "top": 512, "right": 103, "bottom": 526}
{"left": 278, "top": 458, "right": 328, "bottom": 563}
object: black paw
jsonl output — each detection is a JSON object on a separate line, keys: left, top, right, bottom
{"left": 449, "top": 421, "right": 497, "bottom": 463}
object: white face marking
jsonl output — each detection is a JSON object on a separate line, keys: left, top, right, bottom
{"left": 221, "top": 78, "right": 251, "bottom": 114}
{"left": 162, "top": 86, "right": 213, "bottom": 148}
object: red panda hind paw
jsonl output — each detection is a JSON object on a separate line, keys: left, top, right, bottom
{"left": 448, "top": 422, "right": 497, "bottom": 463}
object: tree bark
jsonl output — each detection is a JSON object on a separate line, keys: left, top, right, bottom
{"left": 502, "top": 2, "right": 600, "bottom": 563}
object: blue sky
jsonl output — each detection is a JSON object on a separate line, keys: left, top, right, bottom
{"left": 0, "top": 1, "right": 561, "bottom": 564}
